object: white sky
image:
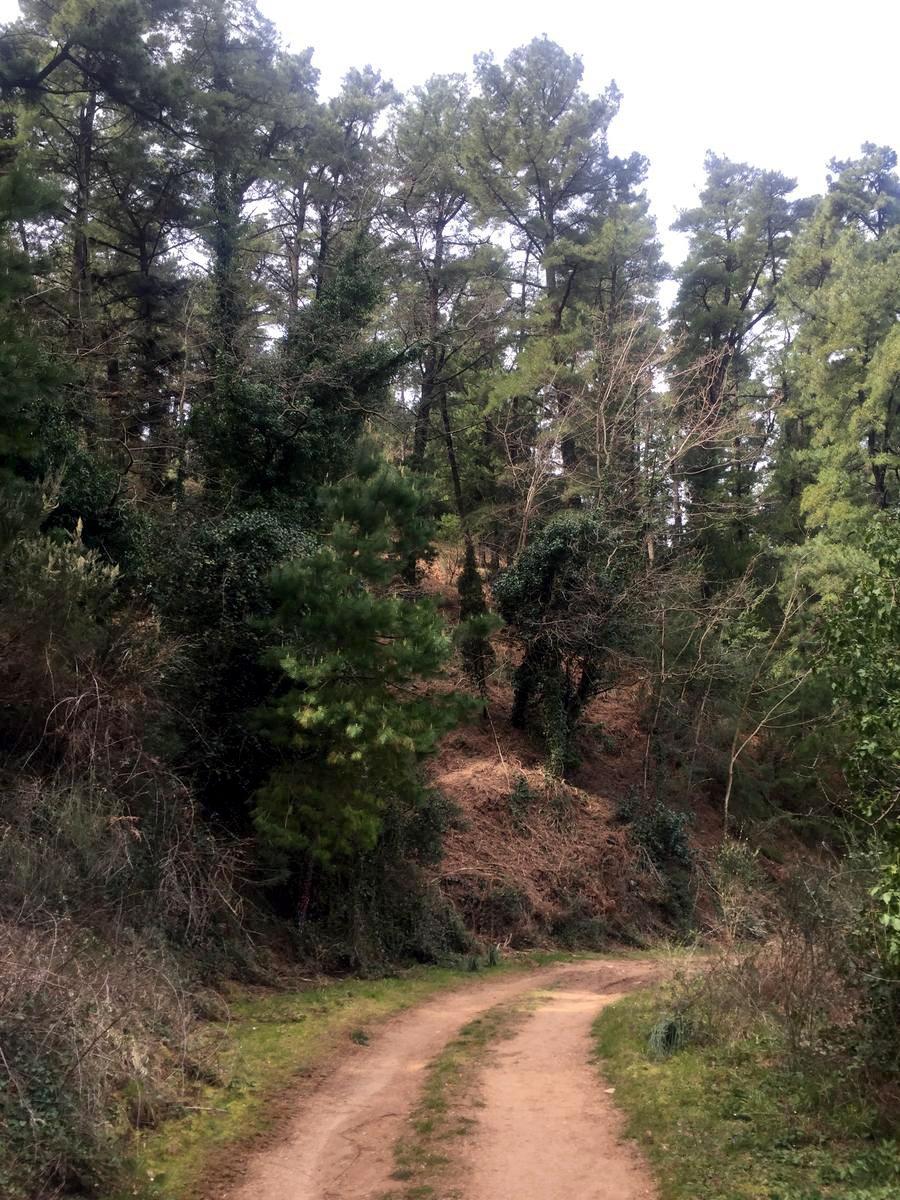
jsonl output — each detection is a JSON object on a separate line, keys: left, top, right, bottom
{"left": 3, "top": 0, "right": 898, "bottom": 276}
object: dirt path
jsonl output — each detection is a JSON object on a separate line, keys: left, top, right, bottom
{"left": 226, "top": 959, "right": 658, "bottom": 1200}
{"left": 461, "top": 965, "right": 658, "bottom": 1200}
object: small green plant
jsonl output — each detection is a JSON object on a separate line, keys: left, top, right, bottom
{"left": 350, "top": 1029, "right": 370, "bottom": 1045}
{"left": 619, "top": 791, "right": 694, "bottom": 870}
{"left": 507, "top": 775, "right": 536, "bottom": 830}
{"left": 647, "top": 1012, "right": 693, "bottom": 1057}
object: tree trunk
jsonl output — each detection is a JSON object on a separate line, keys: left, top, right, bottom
{"left": 69, "top": 89, "right": 97, "bottom": 347}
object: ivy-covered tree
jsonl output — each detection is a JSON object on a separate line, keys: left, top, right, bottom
{"left": 493, "top": 509, "right": 638, "bottom": 776}
{"left": 823, "top": 512, "right": 900, "bottom": 979}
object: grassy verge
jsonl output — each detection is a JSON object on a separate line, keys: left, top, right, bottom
{"left": 593, "top": 987, "right": 900, "bottom": 1200}
{"left": 122, "top": 953, "right": 565, "bottom": 1200}
{"left": 384, "top": 994, "right": 538, "bottom": 1200}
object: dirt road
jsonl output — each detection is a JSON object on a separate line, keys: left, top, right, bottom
{"left": 226, "top": 959, "right": 659, "bottom": 1200}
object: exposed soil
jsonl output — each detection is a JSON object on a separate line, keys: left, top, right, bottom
{"left": 462, "top": 964, "right": 658, "bottom": 1200}
{"left": 432, "top": 669, "right": 665, "bottom": 941}
{"left": 423, "top": 553, "right": 801, "bottom": 943}
{"left": 221, "top": 958, "right": 659, "bottom": 1200}
{"left": 414, "top": 554, "right": 669, "bottom": 942}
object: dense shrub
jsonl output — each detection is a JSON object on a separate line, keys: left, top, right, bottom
{"left": 0, "top": 922, "right": 197, "bottom": 1199}
{"left": 294, "top": 791, "right": 473, "bottom": 972}
{"left": 660, "top": 855, "right": 900, "bottom": 1100}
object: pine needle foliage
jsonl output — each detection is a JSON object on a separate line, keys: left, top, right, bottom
{"left": 254, "top": 447, "right": 468, "bottom": 864}
{"left": 824, "top": 512, "right": 900, "bottom": 964}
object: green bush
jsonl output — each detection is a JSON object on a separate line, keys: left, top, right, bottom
{"left": 618, "top": 792, "right": 694, "bottom": 870}
{"left": 293, "top": 790, "right": 474, "bottom": 972}
{"left": 647, "top": 1012, "right": 694, "bottom": 1057}
{"left": 550, "top": 897, "right": 610, "bottom": 948}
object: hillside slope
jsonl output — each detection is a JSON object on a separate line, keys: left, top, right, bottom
{"left": 421, "top": 558, "right": 726, "bottom": 947}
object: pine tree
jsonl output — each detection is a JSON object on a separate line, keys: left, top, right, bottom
{"left": 466, "top": 37, "right": 661, "bottom": 521}
{"left": 254, "top": 449, "right": 465, "bottom": 867}
{"left": 193, "top": 236, "right": 403, "bottom": 508}
{"left": 780, "top": 145, "right": 900, "bottom": 593}
{"left": 823, "top": 512, "right": 900, "bottom": 965}
{"left": 670, "top": 152, "right": 798, "bottom": 577}
{"left": 0, "top": 163, "right": 57, "bottom": 497}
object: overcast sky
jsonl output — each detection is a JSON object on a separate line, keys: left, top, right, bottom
{"left": 3, "top": 0, "right": 897, "bottom": 272}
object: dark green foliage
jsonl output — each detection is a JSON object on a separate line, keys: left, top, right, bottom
{"left": 823, "top": 513, "right": 900, "bottom": 968}
{"left": 295, "top": 790, "right": 473, "bottom": 972}
{"left": 0, "top": 165, "right": 58, "bottom": 493}
{"left": 494, "top": 509, "right": 636, "bottom": 776}
{"left": 670, "top": 153, "right": 798, "bottom": 575}
{"left": 779, "top": 146, "right": 900, "bottom": 567}
{"left": 149, "top": 509, "right": 314, "bottom": 813}
{"left": 617, "top": 790, "right": 695, "bottom": 927}
{"left": 196, "top": 238, "right": 402, "bottom": 507}
{"left": 254, "top": 449, "right": 467, "bottom": 865}
{"left": 823, "top": 513, "right": 900, "bottom": 830}
{"left": 550, "top": 898, "right": 611, "bottom": 949}
{"left": 455, "top": 878, "right": 534, "bottom": 942}
{"left": 455, "top": 540, "right": 497, "bottom": 695}
{"left": 631, "top": 799, "right": 694, "bottom": 870}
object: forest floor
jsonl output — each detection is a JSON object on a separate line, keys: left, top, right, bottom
{"left": 208, "top": 958, "right": 662, "bottom": 1200}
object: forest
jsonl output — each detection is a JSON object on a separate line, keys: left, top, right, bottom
{"left": 0, "top": 1, "right": 898, "bottom": 1197}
